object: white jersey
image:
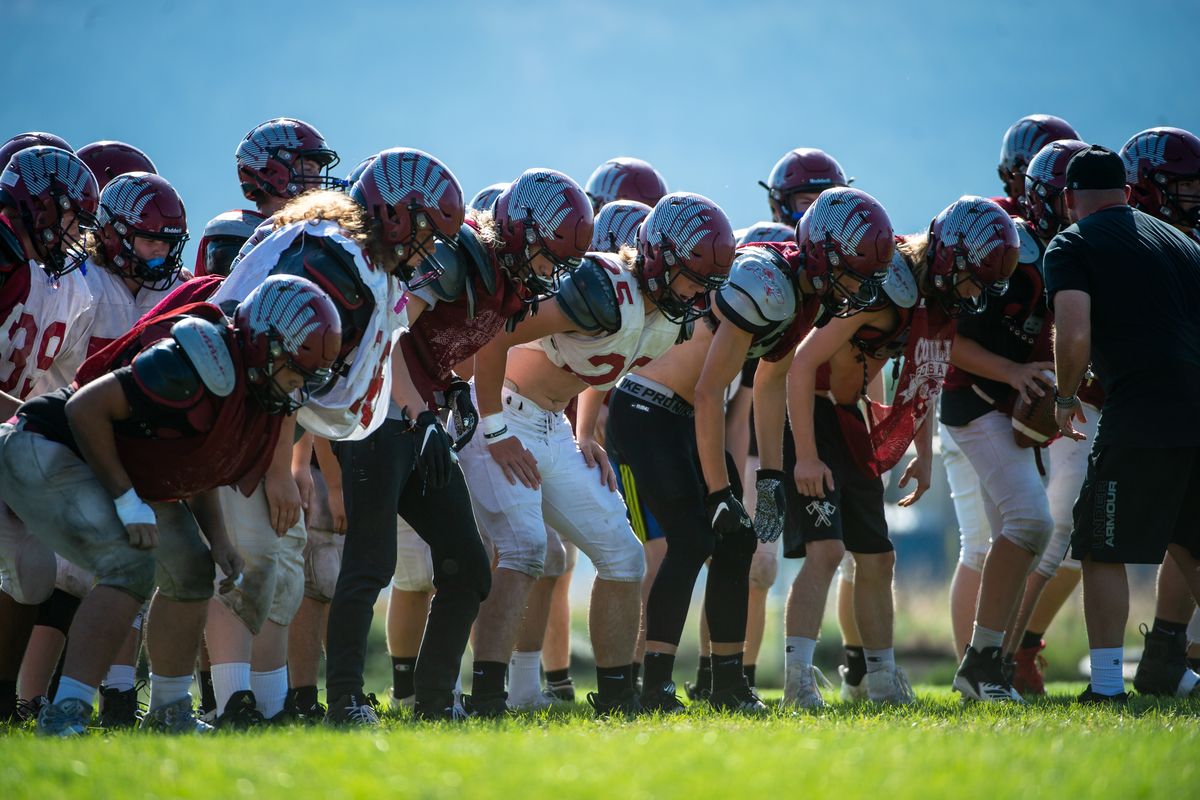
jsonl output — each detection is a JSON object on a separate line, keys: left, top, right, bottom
{"left": 212, "top": 219, "right": 407, "bottom": 441}
{"left": 517, "top": 255, "right": 681, "bottom": 390}
{"left": 31, "top": 260, "right": 182, "bottom": 395}
{"left": 0, "top": 264, "right": 92, "bottom": 400}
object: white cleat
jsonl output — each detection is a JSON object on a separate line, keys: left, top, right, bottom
{"left": 782, "top": 663, "right": 829, "bottom": 709}
{"left": 838, "top": 665, "right": 869, "bottom": 703}
{"left": 507, "top": 687, "right": 564, "bottom": 712}
{"left": 866, "top": 665, "right": 916, "bottom": 705}
{"left": 140, "top": 697, "right": 214, "bottom": 734}
{"left": 390, "top": 692, "right": 416, "bottom": 711}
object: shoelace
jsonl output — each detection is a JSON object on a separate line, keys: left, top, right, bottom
{"left": 891, "top": 667, "right": 915, "bottom": 702}
{"left": 344, "top": 698, "right": 379, "bottom": 724}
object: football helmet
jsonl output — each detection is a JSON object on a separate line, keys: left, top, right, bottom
{"left": 584, "top": 157, "right": 668, "bottom": 213}
{"left": 635, "top": 192, "right": 735, "bottom": 323}
{"left": 927, "top": 196, "right": 1020, "bottom": 317}
{"left": 235, "top": 274, "right": 342, "bottom": 415}
{"left": 469, "top": 182, "right": 509, "bottom": 212}
{"left": 761, "top": 148, "right": 849, "bottom": 223}
{"left": 0, "top": 145, "right": 99, "bottom": 277}
{"left": 235, "top": 118, "right": 341, "bottom": 201}
{"left": 1120, "top": 127, "right": 1200, "bottom": 229}
{"left": 591, "top": 199, "right": 651, "bottom": 252}
{"left": 737, "top": 221, "right": 795, "bottom": 245}
{"left": 94, "top": 172, "right": 188, "bottom": 290}
{"left": 998, "top": 115, "right": 1078, "bottom": 193}
{"left": 493, "top": 168, "right": 593, "bottom": 294}
{"left": 76, "top": 141, "right": 157, "bottom": 190}
{"left": 350, "top": 147, "right": 465, "bottom": 289}
{"left": 0, "top": 132, "right": 73, "bottom": 171}
{"left": 196, "top": 209, "right": 262, "bottom": 277}
{"left": 1023, "top": 139, "right": 1089, "bottom": 235}
{"left": 796, "top": 187, "right": 894, "bottom": 317}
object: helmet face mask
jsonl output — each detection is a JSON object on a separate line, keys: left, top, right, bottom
{"left": 93, "top": 172, "right": 188, "bottom": 290}
{"left": 493, "top": 169, "right": 593, "bottom": 297}
{"left": 253, "top": 332, "right": 336, "bottom": 415}
{"left": 40, "top": 199, "right": 95, "bottom": 278}
{"left": 998, "top": 115, "right": 1079, "bottom": 198}
{"left": 816, "top": 265, "right": 884, "bottom": 318}
{"left": 927, "top": 196, "right": 1020, "bottom": 317}
{"left": 236, "top": 119, "right": 342, "bottom": 202}
{"left": 762, "top": 148, "right": 849, "bottom": 223}
{"left": 1, "top": 147, "right": 101, "bottom": 279}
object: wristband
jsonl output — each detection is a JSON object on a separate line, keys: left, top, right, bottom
{"left": 113, "top": 488, "right": 155, "bottom": 527}
{"left": 481, "top": 413, "right": 512, "bottom": 443}
{"left": 1054, "top": 392, "right": 1078, "bottom": 409}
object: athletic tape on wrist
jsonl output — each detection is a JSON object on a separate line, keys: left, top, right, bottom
{"left": 481, "top": 413, "right": 512, "bottom": 442}
{"left": 113, "top": 488, "right": 156, "bottom": 527}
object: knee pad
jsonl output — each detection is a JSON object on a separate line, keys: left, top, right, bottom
{"left": 434, "top": 537, "right": 492, "bottom": 602}
{"left": 836, "top": 550, "right": 856, "bottom": 584}
{"left": 664, "top": 530, "right": 716, "bottom": 574}
{"left": 490, "top": 526, "right": 548, "bottom": 578}
{"left": 542, "top": 529, "right": 568, "bottom": 579}
{"left": 95, "top": 550, "right": 156, "bottom": 602}
{"left": 304, "top": 527, "right": 343, "bottom": 603}
{"left": 54, "top": 556, "right": 93, "bottom": 599}
{"left": 35, "top": 588, "right": 82, "bottom": 635}
{"left": 589, "top": 530, "right": 646, "bottom": 583}
{"left": 999, "top": 510, "right": 1054, "bottom": 559}
{"left": 0, "top": 530, "right": 57, "bottom": 605}
{"left": 268, "top": 526, "right": 307, "bottom": 626}
{"left": 562, "top": 540, "right": 578, "bottom": 571}
{"left": 1034, "top": 522, "right": 1074, "bottom": 579}
{"left": 156, "top": 530, "right": 216, "bottom": 603}
{"left": 712, "top": 528, "right": 756, "bottom": 574}
{"left": 958, "top": 524, "right": 991, "bottom": 571}
{"left": 393, "top": 520, "right": 435, "bottom": 593}
{"left": 749, "top": 546, "right": 778, "bottom": 590}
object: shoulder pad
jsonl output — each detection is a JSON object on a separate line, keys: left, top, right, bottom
{"left": 715, "top": 246, "right": 796, "bottom": 334}
{"left": 1016, "top": 222, "right": 1043, "bottom": 265}
{"left": 459, "top": 225, "right": 497, "bottom": 296}
{"left": 554, "top": 255, "right": 621, "bottom": 335}
{"left": 422, "top": 224, "right": 478, "bottom": 303}
{"left": 881, "top": 249, "right": 918, "bottom": 309}
{"left": 272, "top": 232, "right": 368, "bottom": 311}
{"left": 130, "top": 340, "right": 206, "bottom": 407}
{"left": 171, "top": 316, "right": 236, "bottom": 398}
{"left": 0, "top": 218, "right": 24, "bottom": 269}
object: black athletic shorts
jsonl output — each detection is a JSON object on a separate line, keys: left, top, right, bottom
{"left": 787, "top": 396, "right": 891, "bottom": 556}
{"left": 1071, "top": 445, "right": 1200, "bottom": 564}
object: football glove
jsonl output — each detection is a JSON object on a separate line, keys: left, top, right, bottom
{"left": 443, "top": 378, "right": 478, "bottom": 452}
{"left": 753, "top": 469, "right": 788, "bottom": 543}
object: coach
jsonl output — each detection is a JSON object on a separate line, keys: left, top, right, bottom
{"left": 1045, "top": 145, "right": 1200, "bottom": 701}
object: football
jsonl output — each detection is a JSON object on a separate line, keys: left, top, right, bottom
{"left": 1011, "top": 369, "right": 1059, "bottom": 447}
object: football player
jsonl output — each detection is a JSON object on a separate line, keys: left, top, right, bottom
{"left": 583, "top": 157, "right": 668, "bottom": 214}
{"left": 993, "top": 115, "right": 1079, "bottom": 215}
{"left": 75, "top": 141, "right": 156, "bottom": 190}
{"left": 760, "top": 148, "right": 848, "bottom": 224}
{"left": 2, "top": 276, "right": 339, "bottom": 735}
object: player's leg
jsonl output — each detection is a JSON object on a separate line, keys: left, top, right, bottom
{"left": 385, "top": 519, "right": 434, "bottom": 708}
{"left": 835, "top": 554, "right": 867, "bottom": 701}
{"left": 743, "top": 539, "right": 777, "bottom": 691}
{"left": 0, "top": 498, "right": 57, "bottom": 722}
{"left": 541, "top": 541, "right": 576, "bottom": 701}
{"left": 938, "top": 420, "right": 991, "bottom": 659}
{"left": 250, "top": 519, "right": 307, "bottom": 724}
{"left": 508, "top": 529, "right": 567, "bottom": 710}
{"left": 611, "top": 458, "right": 664, "bottom": 693}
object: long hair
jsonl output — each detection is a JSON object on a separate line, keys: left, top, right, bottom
{"left": 273, "top": 190, "right": 399, "bottom": 273}
{"left": 467, "top": 207, "right": 503, "bottom": 250}
{"left": 897, "top": 233, "right": 931, "bottom": 293}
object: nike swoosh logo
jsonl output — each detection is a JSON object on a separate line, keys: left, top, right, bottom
{"left": 421, "top": 424, "right": 437, "bottom": 454}
{"left": 711, "top": 502, "right": 728, "bottom": 527}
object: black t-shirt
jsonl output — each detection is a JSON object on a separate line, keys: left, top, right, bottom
{"left": 1044, "top": 205, "right": 1200, "bottom": 447}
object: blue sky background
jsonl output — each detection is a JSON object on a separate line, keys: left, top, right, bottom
{"left": 6, "top": 0, "right": 1198, "bottom": 266}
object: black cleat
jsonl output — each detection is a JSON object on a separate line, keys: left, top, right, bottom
{"left": 587, "top": 688, "right": 642, "bottom": 718}
{"left": 544, "top": 678, "right": 575, "bottom": 703}
{"left": 216, "top": 690, "right": 265, "bottom": 730}
{"left": 414, "top": 696, "right": 468, "bottom": 722}
{"left": 98, "top": 683, "right": 145, "bottom": 729}
{"left": 1133, "top": 624, "right": 1192, "bottom": 697}
{"left": 463, "top": 691, "right": 509, "bottom": 719}
{"left": 324, "top": 693, "right": 380, "bottom": 726}
{"left": 281, "top": 690, "right": 326, "bottom": 725}
{"left": 709, "top": 680, "right": 769, "bottom": 715}
{"left": 639, "top": 681, "right": 686, "bottom": 714}
{"left": 1078, "top": 684, "right": 1129, "bottom": 706}
{"left": 953, "top": 646, "right": 1022, "bottom": 702}
{"left": 14, "top": 695, "right": 49, "bottom": 725}
{"left": 684, "top": 681, "right": 711, "bottom": 702}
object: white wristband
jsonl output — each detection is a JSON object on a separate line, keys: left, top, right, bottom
{"left": 113, "top": 488, "right": 155, "bottom": 528}
{"left": 481, "top": 413, "right": 512, "bottom": 443}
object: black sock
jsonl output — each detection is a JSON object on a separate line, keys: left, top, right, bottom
{"left": 545, "top": 668, "right": 571, "bottom": 685}
{"left": 631, "top": 662, "right": 642, "bottom": 689}
{"left": 696, "top": 655, "right": 712, "bottom": 690}
{"left": 1151, "top": 617, "right": 1188, "bottom": 638}
{"left": 290, "top": 685, "right": 319, "bottom": 711}
{"left": 642, "top": 652, "right": 676, "bottom": 689}
{"left": 1021, "top": 630, "right": 1044, "bottom": 650}
{"left": 199, "top": 670, "right": 216, "bottom": 711}
{"left": 711, "top": 653, "right": 745, "bottom": 691}
{"left": 844, "top": 646, "right": 866, "bottom": 684}
{"left": 391, "top": 656, "right": 417, "bottom": 699}
{"left": 471, "top": 660, "right": 507, "bottom": 696}
{"left": 596, "top": 665, "right": 633, "bottom": 699}
{"left": 0, "top": 680, "right": 15, "bottom": 719}
{"left": 743, "top": 664, "right": 757, "bottom": 688}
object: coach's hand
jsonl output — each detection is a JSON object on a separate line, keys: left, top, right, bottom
{"left": 1055, "top": 398, "right": 1088, "bottom": 442}
{"left": 753, "top": 469, "right": 788, "bottom": 543}
{"left": 578, "top": 437, "right": 617, "bottom": 492}
{"left": 413, "top": 410, "right": 454, "bottom": 490}
{"left": 1006, "top": 361, "right": 1055, "bottom": 406}
{"left": 705, "top": 486, "right": 754, "bottom": 540}
{"left": 265, "top": 468, "right": 302, "bottom": 536}
{"left": 794, "top": 457, "right": 834, "bottom": 499}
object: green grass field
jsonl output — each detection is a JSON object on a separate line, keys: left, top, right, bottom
{"left": 3, "top": 685, "right": 1196, "bottom": 800}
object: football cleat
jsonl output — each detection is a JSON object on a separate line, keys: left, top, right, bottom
{"left": 544, "top": 677, "right": 575, "bottom": 703}
{"left": 509, "top": 686, "right": 569, "bottom": 712}
{"left": 866, "top": 665, "right": 916, "bottom": 705}
{"left": 98, "top": 683, "right": 146, "bottom": 729}
{"left": 954, "top": 646, "right": 1024, "bottom": 702}
{"left": 390, "top": 691, "right": 416, "bottom": 712}
{"left": 1013, "top": 640, "right": 1048, "bottom": 696}
{"left": 708, "top": 680, "right": 769, "bottom": 715}
{"left": 324, "top": 693, "right": 380, "bottom": 726}
{"left": 14, "top": 695, "right": 49, "bottom": 724}
{"left": 36, "top": 698, "right": 92, "bottom": 737}
{"left": 782, "top": 664, "right": 828, "bottom": 709}
{"left": 463, "top": 691, "right": 509, "bottom": 719}
{"left": 639, "top": 681, "right": 686, "bottom": 714}
{"left": 587, "top": 688, "right": 642, "bottom": 718}
{"left": 683, "top": 681, "right": 711, "bottom": 703}
{"left": 414, "top": 698, "right": 469, "bottom": 722}
{"left": 1133, "top": 624, "right": 1194, "bottom": 697}
{"left": 838, "top": 665, "right": 868, "bottom": 703}
{"left": 215, "top": 690, "right": 264, "bottom": 730}
{"left": 140, "top": 697, "right": 213, "bottom": 734}
{"left": 282, "top": 689, "right": 327, "bottom": 724}
{"left": 1077, "top": 684, "right": 1129, "bottom": 706}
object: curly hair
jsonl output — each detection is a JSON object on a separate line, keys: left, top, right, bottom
{"left": 273, "top": 190, "right": 400, "bottom": 273}
{"left": 897, "top": 233, "right": 931, "bottom": 293}
{"left": 466, "top": 207, "right": 504, "bottom": 250}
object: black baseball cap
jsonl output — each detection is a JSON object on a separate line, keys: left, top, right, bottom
{"left": 1065, "top": 145, "right": 1126, "bottom": 191}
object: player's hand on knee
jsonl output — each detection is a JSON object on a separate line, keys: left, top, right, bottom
{"left": 794, "top": 457, "right": 834, "bottom": 499}
{"left": 265, "top": 469, "right": 302, "bottom": 536}
{"left": 487, "top": 436, "right": 541, "bottom": 489}
{"left": 125, "top": 523, "right": 159, "bottom": 551}
{"left": 578, "top": 437, "right": 616, "bottom": 491}
{"left": 211, "top": 538, "right": 244, "bottom": 592}
{"left": 113, "top": 489, "right": 158, "bottom": 549}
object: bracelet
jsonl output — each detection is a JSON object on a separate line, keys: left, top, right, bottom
{"left": 481, "top": 413, "right": 512, "bottom": 442}
{"left": 113, "top": 488, "right": 155, "bottom": 527}
{"left": 1053, "top": 392, "right": 1078, "bottom": 409}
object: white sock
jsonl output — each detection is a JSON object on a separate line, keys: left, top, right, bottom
{"left": 250, "top": 667, "right": 288, "bottom": 719}
{"left": 149, "top": 674, "right": 193, "bottom": 710}
{"left": 1179, "top": 669, "right": 1200, "bottom": 695}
{"left": 103, "top": 664, "right": 137, "bottom": 693}
{"left": 53, "top": 676, "right": 97, "bottom": 707}
{"left": 864, "top": 647, "right": 895, "bottom": 674}
{"left": 785, "top": 636, "right": 817, "bottom": 668}
{"left": 211, "top": 662, "right": 251, "bottom": 715}
{"left": 508, "top": 650, "right": 542, "bottom": 699}
{"left": 970, "top": 624, "right": 1005, "bottom": 652}
{"left": 1090, "top": 647, "right": 1125, "bottom": 696}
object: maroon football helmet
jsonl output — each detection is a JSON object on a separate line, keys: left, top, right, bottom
{"left": 584, "top": 157, "right": 668, "bottom": 213}
{"left": 350, "top": 147, "right": 465, "bottom": 289}
{"left": 235, "top": 118, "right": 341, "bottom": 201}
{"left": 761, "top": 148, "right": 849, "bottom": 223}
{"left": 998, "top": 115, "right": 1079, "bottom": 195}
{"left": 1022, "top": 139, "right": 1089, "bottom": 235}
{"left": 493, "top": 168, "right": 593, "bottom": 293}
{"left": 77, "top": 141, "right": 157, "bottom": 190}
{"left": 796, "top": 187, "right": 895, "bottom": 317}
{"left": 235, "top": 274, "right": 343, "bottom": 415}
{"left": 469, "top": 182, "right": 509, "bottom": 212}
{"left": 0, "top": 132, "right": 73, "bottom": 172}
{"left": 737, "top": 221, "right": 796, "bottom": 245}
{"left": 1120, "top": 127, "right": 1200, "bottom": 229}
{"left": 95, "top": 172, "right": 188, "bottom": 290}
{"left": 927, "top": 196, "right": 1020, "bottom": 317}
{"left": 591, "top": 199, "right": 651, "bottom": 252}
{"left": 636, "top": 192, "right": 735, "bottom": 323}
{"left": 195, "top": 209, "right": 263, "bottom": 277}
{"left": 0, "top": 145, "right": 99, "bottom": 277}
{"left": 344, "top": 155, "right": 376, "bottom": 188}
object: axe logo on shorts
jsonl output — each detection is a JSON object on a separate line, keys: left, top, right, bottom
{"left": 806, "top": 499, "right": 836, "bottom": 528}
